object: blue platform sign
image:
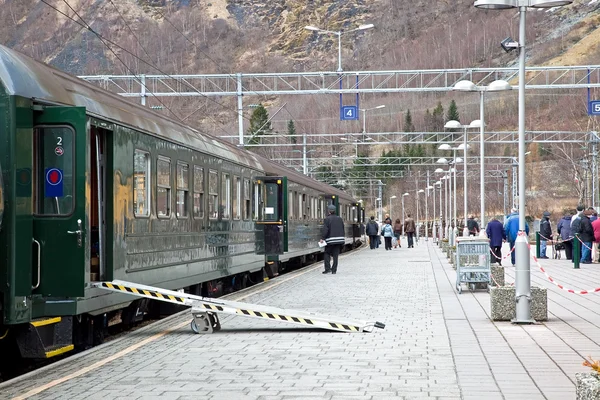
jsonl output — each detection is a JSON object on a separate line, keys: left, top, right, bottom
{"left": 589, "top": 101, "right": 600, "bottom": 115}
{"left": 45, "top": 168, "right": 64, "bottom": 197}
{"left": 341, "top": 106, "right": 358, "bottom": 121}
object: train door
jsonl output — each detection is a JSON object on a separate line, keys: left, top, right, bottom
{"left": 90, "top": 123, "right": 109, "bottom": 282}
{"left": 322, "top": 195, "right": 339, "bottom": 217}
{"left": 254, "top": 176, "right": 287, "bottom": 254}
{"left": 0, "top": 159, "right": 3, "bottom": 231}
{"left": 32, "top": 107, "right": 86, "bottom": 297}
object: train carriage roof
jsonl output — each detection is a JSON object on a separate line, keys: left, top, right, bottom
{"left": 0, "top": 45, "right": 357, "bottom": 204}
{"left": 0, "top": 44, "right": 261, "bottom": 169}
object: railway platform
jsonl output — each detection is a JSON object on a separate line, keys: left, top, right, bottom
{"left": 1, "top": 239, "right": 599, "bottom": 400}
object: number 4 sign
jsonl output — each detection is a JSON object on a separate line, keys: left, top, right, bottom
{"left": 341, "top": 106, "right": 358, "bottom": 121}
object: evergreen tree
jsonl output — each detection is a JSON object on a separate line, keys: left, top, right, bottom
{"left": 432, "top": 101, "right": 445, "bottom": 131}
{"left": 404, "top": 109, "right": 415, "bottom": 132}
{"left": 424, "top": 109, "right": 433, "bottom": 132}
{"left": 247, "top": 104, "right": 273, "bottom": 146}
{"left": 446, "top": 99, "right": 459, "bottom": 123}
{"left": 287, "top": 120, "right": 297, "bottom": 144}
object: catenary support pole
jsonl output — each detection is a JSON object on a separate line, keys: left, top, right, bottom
{"left": 237, "top": 73, "right": 244, "bottom": 146}
{"left": 515, "top": 6, "right": 532, "bottom": 324}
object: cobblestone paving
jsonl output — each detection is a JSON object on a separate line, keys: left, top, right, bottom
{"left": 1, "top": 243, "right": 461, "bottom": 400}
{"left": 3, "top": 239, "right": 597, "bottom": 400}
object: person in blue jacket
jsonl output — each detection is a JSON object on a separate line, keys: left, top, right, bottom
{"left": 505, "top": 210, "right": 530, "bottom": 267}
{"left": 486, "top": 217, "right": 506, "bottom": 266}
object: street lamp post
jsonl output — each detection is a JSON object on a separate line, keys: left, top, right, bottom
{"left": 438, "top": 151, "right": 461, "bottom": 244}
{"left": 445, "top": 120, "right": 477, "bottom": 237}
{"left": 401, "top": 193, "right": 409, "bottom": 237}
{"left": 474, "top": 0, "right": 573, "bottom": 323}
{"left": 436, "top": 181, "right": 443, "bottom": 243}
{"left": 417, "top": 189, "right": 425, "bottom": 242}
{"left": 429, "top": 184, "right": 435, "bottom": 242}
{"left": 452, "top": 80, "right": 512, "bottom": 231}
{"left": 361, "top": 105, "right": 386, "bottom": 139}
{"left": 389, "top": 195, "right": 397, "bottom": 220}
{"left": 305, "top": 24, "right": 374, "bottom": 72}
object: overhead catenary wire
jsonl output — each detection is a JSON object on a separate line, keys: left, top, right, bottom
{"left": 40, "top": 0, "right": 253, "bottom": 130}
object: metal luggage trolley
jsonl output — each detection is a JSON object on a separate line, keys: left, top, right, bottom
{"left": 455, "top": 237, "right": 491, "bottom": 294}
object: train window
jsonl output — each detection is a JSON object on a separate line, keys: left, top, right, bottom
{"left": 312, "top": 197, "right": 317, "bottom": 219}
{"left": 302, "top": 194, "right": 308, "bottom": 220}
{"left": 319, "top": 199, "right": 324, "bottom": 219}
{"left": 288, "top": 191, "right": 294, "bottom": 220}
{"left": 133, "top": 150, "right": 150, "bottom": 217}
{"left": 208, "top": 170, "right": 218, "bottom": 219}
{"left": 243, "top": 178, "right": 250, "bottom": 220}
{"left": 221, "top": 173, "right": 231, "bottom": 219}
{"left": 253, "top": 181, "right": 261, "bottom": 220}
{"left": 298, "top": 193, "right": 302, "bottom": 220}
{"left": 33, "top": 126, "right": 75, "bottom": 215}
{"left": 176, "top": 162, "right": 189, "bottom": 218}
{"left": 193, "top": 166, "right": 204, "bottom": 218}
{"left": 157, "top": 157, "right": 171, "bottom": 218}
{"left": 233, "top": 176, "right": 241, "bottom": 220}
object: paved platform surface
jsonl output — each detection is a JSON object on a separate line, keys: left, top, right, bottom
{"left": 1, "top": 239, "right": 599, "bottom": 400}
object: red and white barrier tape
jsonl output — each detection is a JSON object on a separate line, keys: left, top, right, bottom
{"left": 522, "top": 233, "right": 600, "bottom": 295}
{"left": 573, "top": 234, "right": 595, "bottom": 251}
{"left": 490, "top": 244, "right": 515, "bottom": 261}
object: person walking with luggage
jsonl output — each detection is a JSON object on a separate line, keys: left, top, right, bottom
{"left": 404, "top": 214, "right": 416, "bottom": 248}
{"left": 320, "top": 205, "right": 345, "bottom": 274}
{"left": 486, "top": 217, "right": 506, "bottom": 266}
{"left": 393, "top": 218, "right": 403, "bottom": 248}
{"left": 539, "top": 211, "right": 552, "bottom": 259}
{"left": 365, "top": 216, "right": 379, "bottom": 250}
{"left": 557, "top": 211, "right": 573, "bottom": 260}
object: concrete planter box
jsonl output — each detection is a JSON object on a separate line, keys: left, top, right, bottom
{"left": 490, "top": 266, "right": 505, "bottom": 287}
{"left": 576, "top": 372, "right": 600, "bottom": 400}
{"left": 490, "top": 286, "right": 548, "bottom": 321}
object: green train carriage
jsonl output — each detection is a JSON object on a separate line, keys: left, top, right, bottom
{"left": 0, "top": 45, "right": 362, "bottom": 365}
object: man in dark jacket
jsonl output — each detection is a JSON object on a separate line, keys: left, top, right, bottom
{"left": 486, "top": 217, "right": 506, "bottom": 266}
{"left": 579, "top": 210, "right": 594, "bottom": 264}
{"left": 404, "top": 214, "right": 416, "bottom": 248}
{"left": 365, "top": 216, "right": 379, "bottom": 250}
{"left": 320, "top": 205, "right": 345, "bottom": 274}
{"left": 539, "top": 211, "right": 552, "bottom": 259}
{"left": 557, "top": 212, "right": 573, "bottom": 260}
{"left": 467, "top": 215, "right": 480, "bottom": 236}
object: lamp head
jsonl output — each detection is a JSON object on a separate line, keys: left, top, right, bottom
{"left": 435, "top": 168, "right": 444, "bottom": 173}
{"left": 390, "top": 195, "right": 397, "bottom": 199}
{"left": 453, "top": 80, "right": 477, "bottom": 92}
{"left": 358, "top": 23, "right": 375, "bottom": 30}
{"left": 305, "top": 26, "right": 320, "bottom": 31}
{"left": 474, "top": 0, "right": 517, "bottom": 9}
{"left": 444, "top": 120, "right": 462, "bottom": 129}
{"left": 375, "top": 105, "right": 386, "bottom": 109}
{"left": 438, "top": 144, "right": 452, "bottom": 151}
{"left": 468, "top": 120, "right": 482, "bottom": 128}
{"left": 418, "top": 189, "right": 425, "bottom": 193}
{"left": 488, "top": 79, "right": 512, "bottom": 92}
{"left": 530, "top": 0, "right": 573, "bottom": 7}
{"left": 403, "top": 193, "right": 409, "bottom": 197}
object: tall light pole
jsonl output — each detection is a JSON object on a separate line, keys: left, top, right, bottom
{"left": 305, "top": 24, "right": 375, "bottom": 72}
{"left": 445, "top": 120, "right": 477, "bottom": 237}
{"left": 436, "top": 162, "right": 451, "bottom": 240}
{"left": 436, "top": 181, "right": 443, "bottom": 243}
{"left": 389, "top": 195, "right": 397, "bottom": 220}
{"left": 452, "top": 79, "right": 512, "bottom": 231}
{"left": 474, "top": 0, "right": 573, "bottom": 323}
{"left": 361, "top": 105, "right": 386, "bottom": 138}
{"left": 428, "top": 183, "right": 435, "bottom": 242}
{"left": 417, "top": 189, "right": 425, "bottom": 241}
{"left": 375, "top": 197, "right": 382, "bottom": 222}
{"left": 401, "top": 192, "right": 409, "bottom": 237}
{"left": 438, "top": 149, "right": 461, "bottom": 244}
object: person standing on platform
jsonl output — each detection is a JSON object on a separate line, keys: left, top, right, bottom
{"left": 393, "top": 218, "right": 403, "bottom": 248}
{"left": 486, "top": 216, "right": 506, "bottom": 266}
{"left": 381, "top": 219, "right": 394, "bottom": 250}
{"left": 557, "top": 211, "right": 573, "bottom": 260}
{"left": 320, "top": 205, "right": 345, "bottom": 274}
{"left": 592, "top": 215, "right": 600, "bottom": 262}
{"left": 579, "top": 209, "right": 594, "bottom": 264}
{"left": 539, "top": 211, "right": 552, "bottom": 259}
{"left": 467, "top": 215, "right": 480, "bottom": 236}
{"left": 365, "top": 216, "right": 379, "bottom": 250}
{"left": 505, "top": 209, "right": 529, "bottom": 267}
{"left": 404, "top": 214, "right": 416, "bottom": 248}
